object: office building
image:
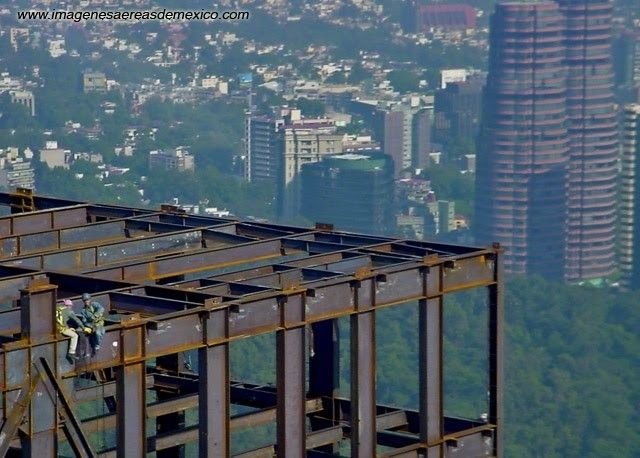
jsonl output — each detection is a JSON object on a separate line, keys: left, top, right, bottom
{"left": 433, "top": 76, "right": 484, "bottom": 147}
{"left": 149, "top": 147, "right": 195, "bottom": 172}
{"left": 559, "top": 0, "right": 618, "bottom": 281}
{"left": 476, "top": 2, "right": 569, "bottom": 278}
{"left": 279, "top": 117, "right": 343, "bottom": 220}
{"left": 300, "top": 152, "right": 395, "bottom": 235}
{"left": 0, "top": 148, "right": 35, "bottom": 190}
{"left": 352, "top": 99, "right": 432, "bottom": 176}
{"left": 412, "top": 107, "right": 432, "bottom": 169}
{"left": 438, "top": 200, "right": 456, "bottom": 235}
{"left": 244, "top": 114, "right": 284, "bottom": 184}
{"left": 619, "top": 105, "right": 640, "bottom": 291}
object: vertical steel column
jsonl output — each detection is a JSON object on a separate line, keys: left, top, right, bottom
{"left": 198, "top": 344, "right": 229, "bottom": 457}
{"left": 276, "top": 293, "right": 306, "bottom": 458}
{"left": 419, "top": 265, "right": 443, "bottom": 457}
{"left": 350, "top": 277, "right": 376, "bottom": 458}
{"left": 308, "top": 320, "right": 340, "bottom": 397}
{"left": 156, "top": 354, "right": 185, "bottom": 458}
{"left": 116, "top": 324, "right": 146, "bottom": 458}
{"left": 20, "top": 279, "right": 58, "bottom": 458}
{"left": 489, "top": 245, "right": 504, "bottom": 457}
{"left": 308, "top": 319, "right": 340, "bottom": 454}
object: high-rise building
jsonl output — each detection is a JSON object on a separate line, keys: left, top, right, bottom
{"left": 438, "top": 200, "right": 456, "bottom": 235}
{"left": 300, "top": 152, "right": 395, "bottom": 235}
{"left": 433, "top": 76, "right": 484, "bottom": 147}
{"left": 378, "top": 108, "right": 409, "bottom": 176}
{"left": 559, "top": 0, "right": 618, "bottom": 281}
{"left": 278, "top": 115, "right": 344, "bottom": 220}
{"left": 412, "top": 107, "right": 432, "bottom": 169}
{"left": 476, "top": 2, "right": 570, "bottom": 278}
{"left": 477, "top": 0, "right": 618, "bottom": 281}
{"left": 352, "top": 99, "right": 433, "bottom": 176}
{"left": 619, "top": 105, "right": 640, "bottom": 291}
{"left": 244, "top": 114, "right": 284, "bottom": 184}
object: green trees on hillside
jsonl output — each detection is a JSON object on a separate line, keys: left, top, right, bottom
{"left": 371, "top": 276, "right": 640, "bottom": 457}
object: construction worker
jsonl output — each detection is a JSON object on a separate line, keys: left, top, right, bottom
{"left": 79, "top": 293, "right": 105, "bottom": 354}
{"left": 56, "top": 299, "right": 88, "bottom": 363}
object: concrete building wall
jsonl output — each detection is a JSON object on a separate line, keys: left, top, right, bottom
{"left": 39, "top": 148, "right": 67, "bottom": 169}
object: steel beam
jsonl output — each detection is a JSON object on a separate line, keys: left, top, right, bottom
{"left": 275, "top": 292, "right": 306, "bottom": 457}
{"left": 419, "top": 297, "right": 443, "bottom": 456}
{"left": 350, "top": 308, "right": 376, "bottom": 457}
{"left": 115, "top": 322, "right": 146, "bottom": 458}
{"left": 489, "top": 246, "right": 504, "bottom": 458}
{"left": 198, "top": 344, "right": 229, "bottom": 457}
{"left": 0, "top": 192, "right": 501, "bottom": 458}
{"left": 308, "top": 319, "right": 339, "bottom": 454}
{"left": 417, "top": 261, "right": 444, "bottom": 458}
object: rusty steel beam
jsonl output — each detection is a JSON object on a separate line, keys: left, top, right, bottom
{"left": 0, "top": 371, "right": 41, "bottom": 457}
{"left": 275, "top": 294, "right": 306, "bottom": 457}
{"left": 419, "top": 260, "right": 444, "bottom": 454}
{"left": 489, "top": 245, "right": 504, "bottom": 458}
{"left": 0, "top": 192, "right": 502, "bottom": 458}
{"left": 198, "top": 343, "right": 229, "bottom": 457}
{"left": 4, "top": 228, "right": 206, "bottom": 271}
{"left": 79, "top": 394, "right": 324, "bottom": 436}
{"left": 35, "top": 357, "right": 96, "bottom": 458}
{"left": 84, "top": 238, "right": 287, "bottom": 282}
{"left": 93, "top": 401, "right": 330, "bottom": 457}
{"left": 350, "top": 310, "right": 376, "bottom": 457}
{"left": 0, "top": 255, "right": 498, "bottom": 383}
{"left": 115, "top": 319, "right": 146, "bottom": 458}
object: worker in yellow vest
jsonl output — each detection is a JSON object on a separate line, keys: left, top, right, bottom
{"left": 80, "top": 293, "right": 105, "bottom": 354}
{"left": 56, "top": 299, "right": 90, "bottom": 363}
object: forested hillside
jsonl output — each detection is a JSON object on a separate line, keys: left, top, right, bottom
{"left": 372, "top": 276, "right": 640, "bottom": 457}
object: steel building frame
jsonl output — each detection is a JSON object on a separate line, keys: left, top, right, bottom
{"left": 0, "top": 190, "right": 503, "bottom": 457}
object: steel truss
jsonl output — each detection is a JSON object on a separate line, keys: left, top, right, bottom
{"left": 0, "top": 190, "right": 503, "bottom": 457}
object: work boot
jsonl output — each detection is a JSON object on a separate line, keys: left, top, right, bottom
{"left": 66, "top": 353, "right": 77, "bottom": 364}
